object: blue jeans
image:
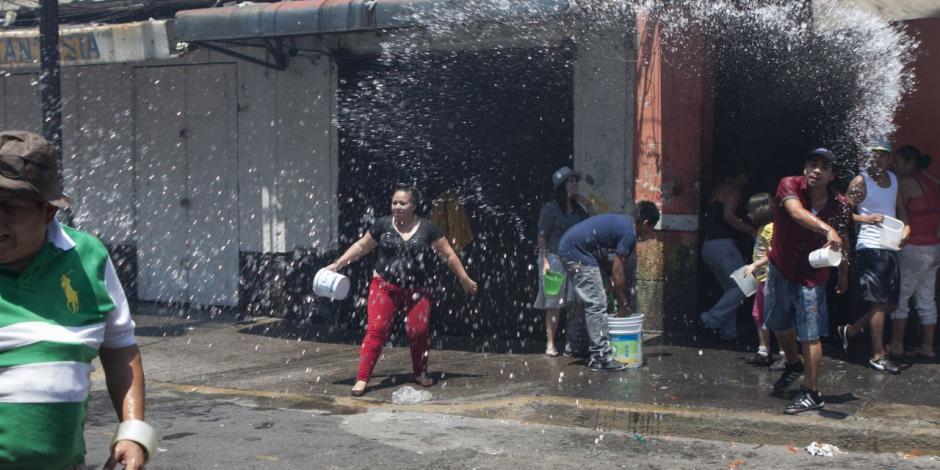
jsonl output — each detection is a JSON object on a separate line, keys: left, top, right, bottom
{"left": 763, "top": 264, "right": 829, "bottom": 342}
{"left": 700, "top": 238, "right": 746, "bottom": 339}
{"left": 561, "top": 258, "right": 613, "bottom": 363}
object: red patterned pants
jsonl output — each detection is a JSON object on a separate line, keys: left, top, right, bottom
{"left": 357, "top": 276, "right": 431, "bottom": 382}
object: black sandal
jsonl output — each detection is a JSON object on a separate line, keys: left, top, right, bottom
{"left": 414, "top": 375, "right": 434, "bottom": 387}
{"left": 915, "top": 350, "right": 937, "bottom": 363}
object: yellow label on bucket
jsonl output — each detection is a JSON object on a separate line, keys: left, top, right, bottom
{"left": 610, "top": 332, "right": 641, "bottom": 366}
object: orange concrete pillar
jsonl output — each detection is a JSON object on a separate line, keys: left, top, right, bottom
{"left": 634, "top": 12, "right": 714, "bottom": 332}
{"left": 894, "top": 18, "right": 940, "bottom": 177}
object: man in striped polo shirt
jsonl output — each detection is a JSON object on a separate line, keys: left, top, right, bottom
{"left": 0, "top": 131, "right": 152, "bottom": 469}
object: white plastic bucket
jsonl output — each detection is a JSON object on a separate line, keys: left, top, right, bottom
{"left": 607, "top": 314, "right": 644, "bottom": 368}
{"left": 729, "top": 266, "right": 758, "bottom": 297}
{"left": 878, "top": 215, "right": 904, "bottom": 250}
{"left": 313, "top": 269, "right": 350, "bottom": 300}
{"left": 607, "top": 314, "right": 642, "bottom": 329}
{"left": 808, "top": 246, "right": 842, "bottom": 268}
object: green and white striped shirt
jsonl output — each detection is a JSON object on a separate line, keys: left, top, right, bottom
{"left": 0, "top": 220, "right": 136, "bottom": 469}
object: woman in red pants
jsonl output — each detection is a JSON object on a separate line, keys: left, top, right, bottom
{"left": 326, "top": 184, "right": 478, "bottom": 396}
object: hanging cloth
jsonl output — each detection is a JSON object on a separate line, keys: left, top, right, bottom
{"left": 429, "top": 191, "right": 475, "bottom": 252}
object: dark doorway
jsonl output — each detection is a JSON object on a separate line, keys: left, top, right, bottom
{"left": 705, "top": 12, "right": 864, "bottom": 341}
{"left": 336, "top": 46, "right": 574, "bottom": 341}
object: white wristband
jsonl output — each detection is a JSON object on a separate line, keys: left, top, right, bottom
{"left": 111, "top": 420, "right": 157, "bottom": 464}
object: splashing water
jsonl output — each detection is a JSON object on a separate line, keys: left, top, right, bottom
{"left": 19, "top": 0, "right": 916, "bottom": 341}
{"left": 331, "top": 0, "right": 916, "bottom": 338}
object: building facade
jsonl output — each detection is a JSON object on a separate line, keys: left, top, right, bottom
{"left": 12, "top": 0, "right": 926, "bottom": 341}
{"left": 1, "top": 2, "right": 694, "bottom": 339}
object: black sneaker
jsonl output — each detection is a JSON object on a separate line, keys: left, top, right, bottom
{"left": 769, "top": 356, "right": 788, "bottom": 371}
{"left": 747, "top": 352, "right": 774, "bottom": 367}
{"left": 837, "top": 324, "right": 850, "bottom": 354}
{"left": 693, "top": 318, "right": 722, "bottom": 338}
{"left": 869, "top": 357, "right": 901, "bottom": 374}
{"left": 589, "top": 358, "right": 627, "bottom": 372}
{"left": 783, "top": 386, "right": 825, "bottom": 414}
{"left": 772, "top": 361, "right": 804, "bottom": 392}
{"left": 563, "top": 347, "right": 588, "bottom": 358}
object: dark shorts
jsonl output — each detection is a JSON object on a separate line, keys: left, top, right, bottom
{"left": 855, "top": 248, "right": 900, "bottom": 305}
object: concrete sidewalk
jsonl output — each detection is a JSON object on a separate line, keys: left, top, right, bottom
{"left": 114, "top": 307, "right": 940, "bottom": 456}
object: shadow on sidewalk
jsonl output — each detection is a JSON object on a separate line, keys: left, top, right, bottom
{"left": 135, "top": 324, "right": 193, "bottom": 337}
{"left": 133, "top": 301, "right": 242, "bottom": 338}
{"left": 770, "top": 389, "right": 859, "bottom": 420}
{"left": 332, "top": 372, "right": 484, "bottom": 394}
{"left": 236, "top": 315, "right": 807, "bottom": 363}
{"left": 236, "top": 317, "right": 554, "bottom": 355}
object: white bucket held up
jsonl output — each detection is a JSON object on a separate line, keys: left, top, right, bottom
{"left": 607, "top": 314, "right": 644, "bottom": 368}
{"left": 878, "top": 215, "right": 904, "bottom": 250}
{"left": 808, "top": 246, "right": 842, "bottom": 268}
{"left": 313, "top": 269, "right": 350, "bottom": 300}
{"left": 729, "top": 266, "right": 758, "bottom": 297}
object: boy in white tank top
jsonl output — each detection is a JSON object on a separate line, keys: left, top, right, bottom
{"left": 838, "top": 140, "right": 910, "bottom": 374}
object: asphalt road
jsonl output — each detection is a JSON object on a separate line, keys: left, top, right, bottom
{"left": 83, "top": 387, "right": 939, "bottom": 470}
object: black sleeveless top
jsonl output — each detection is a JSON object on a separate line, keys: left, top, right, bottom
{"left": 368, "top": 216, "right": 445, "bottom": 287}
{"left": 704, "top": 200, "right": 734, "bottom": 240}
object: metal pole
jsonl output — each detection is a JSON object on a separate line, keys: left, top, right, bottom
{"left": 38, "top": 0, "right": 71, "bottom": 224}
{"left": 39, "top": 0, "right": 62, "bottom": 151}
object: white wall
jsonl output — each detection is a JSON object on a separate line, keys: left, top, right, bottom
{"left": 212, "top": 43, "right": 338, "bottom": 254}
{"left": 65, "top": 65, "right": 137, "bottom": 245}
{"left": 269, "top": 48, "right": 337, "bottom": 253}
{"left": 573, "top": 28, "right": 636, "bottom": 215}
{"left": 0, "top": 67, "right": 137, "bottom": 245}
{"left": 0, "top": 44, "right": 339, "bottom": 256}
{"left": 0, "top": 44, "right": 338, "bottom": 307}
{"left": 0, "top": 73, "right": 41, "bottom": 132}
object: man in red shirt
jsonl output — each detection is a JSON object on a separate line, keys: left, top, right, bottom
{"left": 764, "top": 148, "right": 851, "bottom": 414}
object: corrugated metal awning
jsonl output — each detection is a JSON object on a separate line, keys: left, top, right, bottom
{"left": 174, "top": 0, "right": 570, "bottom": 42}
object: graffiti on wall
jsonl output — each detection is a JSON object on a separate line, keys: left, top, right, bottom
{"left": 580, "top": 150, "right": 617, "bottom": 213}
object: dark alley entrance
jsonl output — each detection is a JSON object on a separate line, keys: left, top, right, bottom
{"left": 704, "top": 13, "right": 862, "bottom": 341}
{"left": 336, "top": 46, "right": 574, "bottom": 341}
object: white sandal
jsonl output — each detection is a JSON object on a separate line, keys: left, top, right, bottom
{"left": 545, "top": 346, "right": 560, "bottom": 357}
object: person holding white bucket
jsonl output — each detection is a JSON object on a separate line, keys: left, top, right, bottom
{"left": 324, "top": 184, "right": 478, "bottom": 397}
{"left": 837, "top": 140, "right": 909, "bottom": 375}
{"left": 556, "top": 201, "right": 659, "bottom": 371}
{"left": 763, "top": 148, "right": 851, "bottom": 415}
{"left": 534, "top": 166, "right": 592, "bottom": 357}
{"left": 742, "top": 192, "right": 785, "bottom": 368}
{"left": 697, "top": 164, "right": 758, "bottom": 341}
{"left": 889, "top": 145, "right": 938, "bottom": 361}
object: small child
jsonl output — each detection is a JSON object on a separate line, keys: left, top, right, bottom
{"left": 744, "top": 193, "right": 786, "bottom": 369}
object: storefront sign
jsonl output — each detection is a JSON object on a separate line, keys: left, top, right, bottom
{"left": 0, "top": 20, "right": 174, "bottom": 68}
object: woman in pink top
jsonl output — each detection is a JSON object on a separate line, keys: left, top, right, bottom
{"left": 891, "top": 145, "right": 938, "bottom": 360}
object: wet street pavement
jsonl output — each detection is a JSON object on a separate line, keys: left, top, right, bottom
{"left": 83, "top": 307, "right": 940, "bottom": 466}
{"left": 84, "top": 387, "right": 939, "bottom": 469}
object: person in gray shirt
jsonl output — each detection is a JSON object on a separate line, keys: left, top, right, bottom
{"left": 534, "top": 167, "right": 593, "bottom": 356}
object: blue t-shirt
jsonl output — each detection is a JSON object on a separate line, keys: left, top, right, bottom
{"left": 557, "top": 214, "right": 637, "bottom": 266}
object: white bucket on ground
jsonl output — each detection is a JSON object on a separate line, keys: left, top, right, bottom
{"left": 729, "top": 266, "right": 758, "bottom": 297}
{"left": 313, "top": 268, "right": 350, "bottom": 300}
{"left": 607, "top": 314, "right": 644, "bottom": 368}
{"left": 808, "top": 246, "right": 842, "bottom": 268}
{"left": 878, "top": 215, "right": 904, "bottom": 250}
